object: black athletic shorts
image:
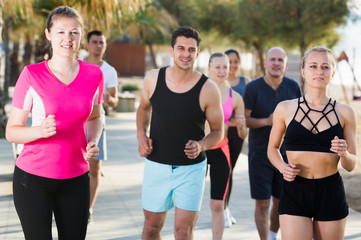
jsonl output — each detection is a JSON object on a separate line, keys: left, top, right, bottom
{"left": 206, "top": 139, "right": 231, "bottom": 200}
{"left": 248, "top": 150, "right": 283, "bottom": 199}
{"left": 279, "top": 172, "right": 348, "bottom": 221}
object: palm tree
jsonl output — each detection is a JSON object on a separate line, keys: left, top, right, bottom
{"left": 61, "top": 0, "right": 144, "bottom": 37}
{"left": 0, "top": 0, "right": 149, "bottom": 99}
{"left": 0, "top": 0, "right": 33, "bottom": 98}
{"left": 125, "top": 1, "right": 178, "bottom": 68}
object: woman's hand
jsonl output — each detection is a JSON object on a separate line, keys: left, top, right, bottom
{"left": 279, "top": 162, "right": 300, "bottom": 182}
{"left": 39, "top": 115, "right": 56, "bottom": 138}
{"left": 235, "top": 113, "right": 246, "bottom": 127}
{"left": 330, "top": 136, "right": 348, "bottom": 157}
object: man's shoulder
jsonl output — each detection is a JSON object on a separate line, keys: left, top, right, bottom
{"left": 282, "top": 76, "right": 299, "bottom": 85}
{"left": 201, "top": 76, "right": 216, "bottom": 91}
{"left": 247, "top": 76, "right": 264, "bottom": 88}
{"left": 145, "top": 68, "right": 161, "bottom": 80}
{"left": 101, "top": 60, "right": 116, "bottom": 73}
{"left": 249, "top": 76, "right": 264, "bottom": 84}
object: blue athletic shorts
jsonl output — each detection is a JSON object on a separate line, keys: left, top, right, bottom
{"left": 95, "top": 129, "right": 107, "bottom": 161}
{"left": 142, "top": 159, "right": 207, "bottom": 212}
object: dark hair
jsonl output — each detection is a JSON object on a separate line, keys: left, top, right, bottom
{"left": 87, "top": 30, "right": 103, "bottom": 42}
{"left": 208, "top": 52, "right": 227, "bottom": 67}
{"left": 171, "top": 26, "right": 201, "bottom": 48}
{"left": 46, "top": 6, "right": 83, "bottom": 31}
{"left": 301, "top": 46, "right": 336, "bottom": 69}
{"left": 224, "top": 49, "right": 240, "bottom": 60}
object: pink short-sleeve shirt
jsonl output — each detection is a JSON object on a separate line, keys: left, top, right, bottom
{"left": 12, "top": 60, "right": 104, "bottom": 179}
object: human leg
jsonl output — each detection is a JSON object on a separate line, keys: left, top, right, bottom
{"left": 207, "top": 147, "right": 230, "bottom": 202}
{"left": 279, "top": 215, "right": 313, "bottom": 240}
{"left": 89, "top": 130, "right": 105, "bottom": 214}
{"left": 142, "top": 210, "right": 167, "bottom": 240}
{"left": 248, "top": 151, "right": 275, "bottom": 240}
{"left": 141, "top": 160, "right": 191, "bottom": 239}
{"left": 13, "top": 166, "right": 54, "bottom": 240}
{"left": 206, "top": 145, "right": 230, "bottom": 234}
{"left": 172, "top": 161, "right": 207, "bottom": 239}
{"left": 269, "top": 197, "right": 280, "bottom": 234}
{"left": 313, "top": 173, "right": 348, "bottom": 240}
{"left": 225, "top": 132, "right": 243, "bottom": 224}
{"left": 174, "top": 208, "right": 199, "bottom": 240}
{"left": 269, "top": 160, "right": 282, "bottom": 237}
{"left": 255, "top": 199, "right": 270, "bottom": 240}
{"left": 210, "top": 199, "right": 225, "bottom": 240}
{"left": 313, "top": 218, "right": 346, "bottom": 240}
{"left": 142, "top": 160, "right": 174, "bottom": 212}
{"left": 53, "top": 172, "right": 89, "bottom": 240}
{"left": 225, "top": 127, "right": 244, "bottom": 208}
{"left": 89, "top": 160, "right": 102, "bottom": 210}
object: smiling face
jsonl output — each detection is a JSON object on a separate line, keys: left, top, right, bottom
{"left": 170, "top": 36, "right": 199, "bottom": 71}
{"left": 208, "top": 56, "right": 229, "bottom": 84}
{"left": 227, "top": 52, "right": 240, "bottom": 75}
{"left": 264, "top": 48, "right": 288, "bottom": 78}
{"left": 301, "top": 51, "right": 335, "bottom": 89}
{"left": 45, "top": 16, "right": 82, "bottom": 59}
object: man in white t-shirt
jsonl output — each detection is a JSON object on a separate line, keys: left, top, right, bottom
{"left": 83, "top": 30, "right": 118, "bottom": 222}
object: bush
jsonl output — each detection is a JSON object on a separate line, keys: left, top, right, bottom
{"left": 121, "top": 84, "right": 140, "bottom": 92}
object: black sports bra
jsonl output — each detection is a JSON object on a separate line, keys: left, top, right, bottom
{"left": 283, "top": 97, "right": 343, "bottom": 153}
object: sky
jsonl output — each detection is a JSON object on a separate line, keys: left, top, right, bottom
{"left": 333, "top": 2, "right": 361, "bottom": 88}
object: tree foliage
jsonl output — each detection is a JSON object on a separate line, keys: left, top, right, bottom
{"left": 161, "top": 0, "right": 350, "bottom": 75}
{"left": 231, "top": 0, "right": 281, "bottom": 74}
{"left": 0, "top": 0, "right": 33, "bottom": 97}
{"left": 266, "top": 0, "right": 349, "bottom": 56}
{"left": 124, "top": 0, "right": 178, "bottom": 68}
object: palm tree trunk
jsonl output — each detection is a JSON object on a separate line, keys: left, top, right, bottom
{"left": 3, "top": 17, "right": 12, "bottom": 99}
{"left": 10, "top": 42, "right": 20, "bottom": 86}
{"left": 0, "top": 2, "right": 3, "bottom": 95}
{"left": 147, "top": 42, "right": 158, "bottom": 69}
{"left": 22, "top": 33, "right": 33, "bottom": 67}
{"left": 253, "top": 42, "right": 265, "bottom": 76}
{"left": 299, "top": 39, "right": 307, "bottom": 93}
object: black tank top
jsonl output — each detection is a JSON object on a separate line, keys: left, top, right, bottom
{"left": 147, "top": 67, "right": 207, "bottom": 165}
{"left": 284, "top": 97, "right": 343, "bottom": 153}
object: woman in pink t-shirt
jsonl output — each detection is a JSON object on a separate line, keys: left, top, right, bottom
{"left": 6, "top": 6, "right": 103, "bottom": 240}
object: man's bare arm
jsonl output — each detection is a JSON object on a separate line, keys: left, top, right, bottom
{"left": 136, "top": 70, "right": 158, "bottom": 157}
{"left": 184, "top": 81, "right": 223, "bottom": 159}
{"left": 245, "top": 108, "right": 273, "bottom": 129}
{"left": 104, "top": 86, "right": 118, "bottom": 107}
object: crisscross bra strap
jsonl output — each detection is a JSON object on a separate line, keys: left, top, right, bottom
{"left": 293, "top": 97, "right": 339, "bottom": 134}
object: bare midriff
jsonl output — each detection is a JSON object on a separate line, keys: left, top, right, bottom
{"left": 286, "top": 151, "right": 339, "bottom": 179}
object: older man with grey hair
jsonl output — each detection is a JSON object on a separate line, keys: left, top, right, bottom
{"left": 243, "top": 47, "right": 302, "bottom": 240}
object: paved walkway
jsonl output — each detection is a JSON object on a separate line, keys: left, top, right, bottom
{"left": 1, "top": 112, "right": 361, "bottom": 239}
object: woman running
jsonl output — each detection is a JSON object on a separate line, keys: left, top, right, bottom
{"left": 268, "top": 46, "right": 357, "bottom": 240}
{"left": 6, "top": 6, "right": 103, "bottom": 239}
{"left": 206, "top": 52, "right": 247, "bottom": 239}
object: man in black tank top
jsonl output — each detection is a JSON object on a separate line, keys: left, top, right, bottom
{"left": 243, "top": 47, "right": 301, "bottom": 240}
{"left": 136, "top": 26, "right": 223, "bottom": 240}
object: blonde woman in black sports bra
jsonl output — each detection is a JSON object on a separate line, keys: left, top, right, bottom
{"left": 268, "top": 46, "right": 357, "bottom": 240}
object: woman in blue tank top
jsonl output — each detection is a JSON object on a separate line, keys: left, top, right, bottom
{"left": 224, "top": 49, "right": 251, "bottom": 226}
{"left": 268, "top": 46, "right": 357, "bottom": 240}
